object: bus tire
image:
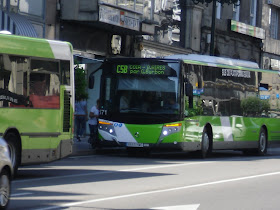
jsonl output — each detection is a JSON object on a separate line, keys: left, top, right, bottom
{"left": 201, "top": 128, "right": 211, "bottom": 158}
{"left": 258, "top": 128, "right": 267, "bottom": 156}
{"left": 5, "top": 133, "right": 20, "bottom": 175}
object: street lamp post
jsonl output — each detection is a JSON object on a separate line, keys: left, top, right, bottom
{"left": 192, "top": 0, "right": 240, "bottom": 56}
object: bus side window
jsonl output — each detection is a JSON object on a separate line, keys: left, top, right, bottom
{"left": 30, "top": 59, "right": 60, "bottom": 108}
{"left": 0, "top": 55, "right": 29, "bottom": 107}
{"left": 185, "top": 83, "right": 193, "bottom": 108}
{"left": 61, "top": 61, "right": 70, "bottom": 85}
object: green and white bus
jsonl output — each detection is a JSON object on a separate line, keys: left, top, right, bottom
{"left": 92, "top": 54, "right": 280, "bottom": 157}
{"left": 0, "top": 34, "right": 74, "bottom": 173}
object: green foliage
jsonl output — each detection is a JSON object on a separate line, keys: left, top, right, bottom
{"left": 75, "top": 65, "right": 88, "bottom": 101}
{"left": 241, "top": 97, "right": 270, "bottom": 116}
{"left": 185, "top": 96, "right": 203, "bottom": 116}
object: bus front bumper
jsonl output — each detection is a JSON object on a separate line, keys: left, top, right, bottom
{"left": 100, "top": 139, "right": 201, "bottom": 152}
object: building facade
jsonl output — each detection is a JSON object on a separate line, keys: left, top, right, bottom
{"left": 0, "top": 0, "right": 269, "bottom": 64}
{"left": 0, "top": 0, "right": 49, "bottom": 38}
{"left": 1, "top": 0, "right": 280, "bottom": 135}
{"left": 183, "top": 0, "right": 265, "bottom": 64}
{"left": 261, "top": 0, "right": 280, "bottom": 70}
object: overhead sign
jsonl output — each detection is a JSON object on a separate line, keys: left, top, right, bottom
{"left": 99, "top": 5, "right": 140, "bottom": 31}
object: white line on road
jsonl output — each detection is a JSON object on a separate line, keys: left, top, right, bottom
{"left": 36, "top": 171, "right": 280, "bottom": 210}
{"left": 11, "top": 192, "right": 33, "bottom": 197}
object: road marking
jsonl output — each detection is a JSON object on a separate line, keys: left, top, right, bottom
{"left": 14, "top": 161, "right": 212, "bottom": 183}
{"left": 11, "top": 192, "right": 33, "bottom": 197}
{"left": 152, "top": 204, "right": 200, "bottom": 210}
{"left": 35, "top": 171, "right": 280, "bottom": 210}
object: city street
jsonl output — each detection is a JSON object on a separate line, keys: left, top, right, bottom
{"left": 9, "top": 139, "right": 280, "bottom": 210}
{"left": 1, "top": 1, "right": 280, "bottom": 210}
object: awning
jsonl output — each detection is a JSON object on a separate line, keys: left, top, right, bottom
{"left": 0, "top": 10, "right": 38, "bottom": 37}
{"left": 74, "top": 54, "right": 103, "bottom": 64}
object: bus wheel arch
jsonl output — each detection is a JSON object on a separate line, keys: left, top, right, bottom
{"left": 4, "top": 129, "right": 21, "bottom": 175}
{"left": 258, "top": 126, "right": 268, "bottom": 156}
{"left": 201, "top": 124, "right": 213, "bottom": 158}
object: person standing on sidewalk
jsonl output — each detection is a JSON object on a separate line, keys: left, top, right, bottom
{"left": 75, "top": 98, "right": 88, "bottom": 142}
{"left": 88, "top": 99, "right": 100, "bottom": 148}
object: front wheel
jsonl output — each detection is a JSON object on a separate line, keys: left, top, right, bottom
{"left": 201, "top": 129, "right": 211, "bottom": 158}
{"left": 258, "top": 128, "right": 267, "bottom": 156}
{"left": 0, "top": 169, "right": 11, "bottom": 209}
{"left": 5, "top": 133, "right": 20, "bottom": 175}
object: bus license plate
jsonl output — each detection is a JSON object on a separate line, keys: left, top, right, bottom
{"left": 126, "top": 142, "right": 144, "bottom": 147}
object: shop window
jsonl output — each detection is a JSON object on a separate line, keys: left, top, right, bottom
{"left": 232, "top": 0, "right": 240, "bottom": 21}
{"left": 250, "top": 0, "right": 257, "bottom": 26}
{"left": 216, "top": 2, "right": 222, "bottom": 19}
{"left": 19, "top": 0, "right": 44, "bottom": 17}
{"left": 270, "top": 7, "right": 279, "bottom": 39}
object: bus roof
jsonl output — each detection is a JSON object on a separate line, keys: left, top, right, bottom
{"left": 166, "top": 54, "right": 259, "bottom": 69}
{"left": 0, "top": 34, "right": 72, "bottom": 60}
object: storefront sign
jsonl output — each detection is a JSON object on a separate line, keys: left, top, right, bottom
{"left": 231, "top": 20, "right": 265, "bottom": 40}
{"left": 99, "top": 5, "right": 140, "bottom": 31}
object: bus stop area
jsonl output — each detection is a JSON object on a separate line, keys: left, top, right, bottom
{"left": 71, "top": 137, "right": 94, "bottom": 156}
{"left": 71, "top": 137, "right": 124, "bottom": 156}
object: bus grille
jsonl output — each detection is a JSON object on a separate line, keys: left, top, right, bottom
{"left": 63, "top": 90, "right": 71, "bottom": 132}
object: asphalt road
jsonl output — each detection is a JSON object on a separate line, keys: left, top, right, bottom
{"left": 8, "top": 138, "right": 280, "bottom": 210}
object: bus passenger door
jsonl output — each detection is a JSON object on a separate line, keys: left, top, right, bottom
{"left": 87, "top": 62, "right": 103, "bottom": 135}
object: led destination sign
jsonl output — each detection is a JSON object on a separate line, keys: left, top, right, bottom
{"left": 115, "top": 64, "right": 173, "bottom": 76}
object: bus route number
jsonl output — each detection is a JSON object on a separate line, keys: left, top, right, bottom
{"left": 117, "top": 65, "right": 128, "bottom": 74}
{"left": 99, "top": 109, "right": 108, "bottom": 115}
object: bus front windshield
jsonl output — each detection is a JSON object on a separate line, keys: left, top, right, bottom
{"left": 100, "top": 61, "right": 181, "bottom": 124}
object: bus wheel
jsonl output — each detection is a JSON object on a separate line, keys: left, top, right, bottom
{"left": 5, "top": 133, "right": 20, "bottom": 175}
{"left": 258, "top": 128, "right": 267, "bottom": 156}
{"left": 201, "top": 129, "right": 211, "bottom": 158}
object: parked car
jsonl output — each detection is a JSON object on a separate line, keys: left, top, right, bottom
{"left": 0, "top": 138, "right": 13, "bottom": 209}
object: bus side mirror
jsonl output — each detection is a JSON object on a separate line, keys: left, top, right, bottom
{"left": 89, "top": 74, "right": 95, "bottom": 89}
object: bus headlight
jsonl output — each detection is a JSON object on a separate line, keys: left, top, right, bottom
{"left": 99, "top": 121, "right": 116, "bottom": 136}
{"left": 160, "top": 123, "right": 182, "bottom": 138}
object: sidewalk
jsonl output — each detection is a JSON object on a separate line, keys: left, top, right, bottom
{"left": 71, "top": 137, "right": 125, "bottom": 156}
{"left": 71, "top": 137, "right": 96, "bottom": 156}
